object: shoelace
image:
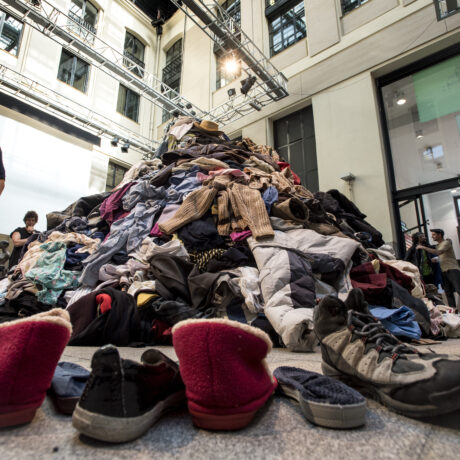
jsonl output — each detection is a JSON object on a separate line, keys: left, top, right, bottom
{"left": 347, "top": 310, "right": 417, "bottom": 360}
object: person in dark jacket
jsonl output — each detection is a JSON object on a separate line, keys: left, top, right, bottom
{"left": 405, "top": 232, "right": 437, "bottom": 285}
{"left": 9, "top": 211, "right": 39, "bottom": 269}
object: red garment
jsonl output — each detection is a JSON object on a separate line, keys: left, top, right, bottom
{"left": 380, "top": 262, "right": 413, "bottom": 292}
{"left": 277, "top": 161, "right": 301, "bottom": 185}
{"left": 350, "top": 262, "right": 413, "bottom": 304}
{"left": 96, "top": 293, "right": 112, "bottom": 314}
{"left": 350, "top": 265, "right": 388, "bottom": 299}
{"left": 100, "top": 181, "right": 135, "bottom": 224}
{"left": 151, "top": 320, "right": 172, "bottom": 344}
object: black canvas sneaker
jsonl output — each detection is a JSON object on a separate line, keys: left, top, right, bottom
{"left": 72, "top": 345, "right": 185, "bottom": 442}
{"left": 314, "top": 288, "right": 460, "bottom": 418}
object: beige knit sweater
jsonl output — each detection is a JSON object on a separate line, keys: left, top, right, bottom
{"left": 158, "top": 175, "right": 274, "bottom": 239}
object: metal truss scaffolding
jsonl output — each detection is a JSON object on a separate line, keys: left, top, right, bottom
{"left": 0, "top": 0, "right": 206, "bottom": 119}
{"left": 171, "top": 0, "right": 289, "bottom": 124}
{"left": 0, "top": 0, "right": 288, "bottom": 137}
{"left": 0, "top": 64, "right": 159, "bottom": 154}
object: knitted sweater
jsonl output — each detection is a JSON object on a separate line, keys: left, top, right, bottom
{"left": 159, "top": 176, "right": 274, "bottom": 239}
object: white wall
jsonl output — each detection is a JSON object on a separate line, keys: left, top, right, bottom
{"left": 313, "top": 72, "right": 394, "bottom": 243}
{"left": 0, "top": 113, "right": 102, "bottom": 233}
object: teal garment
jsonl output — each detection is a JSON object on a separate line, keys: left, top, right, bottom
{"left": 26, "top": 241, "right": 80, "bottom": 305}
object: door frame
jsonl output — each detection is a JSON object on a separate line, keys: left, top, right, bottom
{"left": 375, "top": 42, "right": 460, "bottom": 257}
{"left": 454, "top": 195, "right": 460, "bottom": 245}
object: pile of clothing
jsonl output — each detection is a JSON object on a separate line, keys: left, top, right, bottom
{"left": 0, "top": 118, "right": 445, "bottom": 349}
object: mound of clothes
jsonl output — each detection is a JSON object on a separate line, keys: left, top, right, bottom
{"left": 0, "top": 119, "right": 454, "bottom": 350}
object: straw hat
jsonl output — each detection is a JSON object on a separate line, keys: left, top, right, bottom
{"left": 193, "top": 120, "right": 223, "bottom": 135}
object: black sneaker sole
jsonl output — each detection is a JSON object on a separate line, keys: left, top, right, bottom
{"left": 72, "top": 390, "right": 186, "bottom": 443}
{"left": 321, "top": 361, "right": 460, "bottom": 419}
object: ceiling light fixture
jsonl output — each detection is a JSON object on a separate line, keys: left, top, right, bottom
{"left": 396, "top": 91, "right": 407, "bottom": 106}
{"left": 415, "top": 129, "right": 423, "bottom": 139}
{"left": 121, "top": 140, "right": 130, "bottom": 153}
{"left": 249, "top": 100, "right": 262, "bottom": 111}
{"left": 110, "top": 136, "right": 119, "bottom": 147}
{"left": 240, "top": 76, "right": 256, "bottom": 95}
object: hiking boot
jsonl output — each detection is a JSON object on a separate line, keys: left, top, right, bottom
{"left": 314, "top": 288, "right": 460, "bottom": 418}
{"left": 72, "top": 345, "right": 185, "bottom": 442}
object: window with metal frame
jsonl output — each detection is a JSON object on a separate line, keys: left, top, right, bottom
{"left": 162, "top": 39, "right": 183, "bottom": 123}
{"left": 123, "top": 31, "right": 145, "bottom": 78}
{"left": 274, "top": 105, "right": 319, "bottom": 193}
{"left": 57, "top": 49, "right": 90, "bottom": 93}
{"left": 67, "top": 0, "right": 98, "bottom": 43}
{"left": 218, "top": 0, "right": 241, "bottom": 24}
{"left": 106, "top": 161, "right": 129, "bottom": 192}
{"left": 341, "top": 0, "right": 370, "bottom": 16}
{"left": 0, "top": 9, "right": 23, "bottom": 56}
{"left": 267, "top": 1, "right": 306, "bottom": 57}
{"left": 214, "top": 0, "right": 241, "bottom": 49}
{"left": 117, "top": 84, "right": 140, "bottom": 122}
{"left": 434, "top": 0, "right": 460, "bottom": 20}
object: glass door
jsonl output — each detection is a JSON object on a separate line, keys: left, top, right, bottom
{"left": 399, "top": 196, "right": 429, "bottom": 254}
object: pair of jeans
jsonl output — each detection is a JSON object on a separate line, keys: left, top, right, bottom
{"left": 80, "top": 200, "right": 161, "bottom": 287}
{"left": 442, "top": 269, "right": 460, "bottom": 309}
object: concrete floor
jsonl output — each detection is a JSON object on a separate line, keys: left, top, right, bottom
{"left": 1, "top": 341, "right": 460, "bottom": 460}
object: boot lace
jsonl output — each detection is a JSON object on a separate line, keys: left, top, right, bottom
{"left": 347, "top": 310, "right": 417, "bottom": 360}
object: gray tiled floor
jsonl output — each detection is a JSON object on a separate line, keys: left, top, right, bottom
{"left": 1, "top": 341, "right": 459, "bottom": 460}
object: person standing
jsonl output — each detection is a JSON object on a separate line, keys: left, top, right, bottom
{"left": 8, "top": 211, "right": 39, "bottom": 269}
{"left": 0, "top": 147, "right": 5, "bottom": 196}
{"left": 418, "top": 228, "right": 460, "bottom": 310}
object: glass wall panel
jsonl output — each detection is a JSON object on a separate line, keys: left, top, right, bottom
{"left": 381, "top": 55, "right": 460, "bottom": 191}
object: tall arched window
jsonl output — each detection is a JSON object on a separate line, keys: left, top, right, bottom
{"left": 162, "top": 38, "right": 182, "bottom": 122}
{"left": 124, "top": 31, "right": 145, "bottom": 77}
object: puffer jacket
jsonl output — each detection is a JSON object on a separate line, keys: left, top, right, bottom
{"left": 248, "top": 229, "right": 361, "bottom": 351}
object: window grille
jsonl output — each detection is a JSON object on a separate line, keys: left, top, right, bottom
{"left": 268, "top": 1, "right": 306, "bottom": 57}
